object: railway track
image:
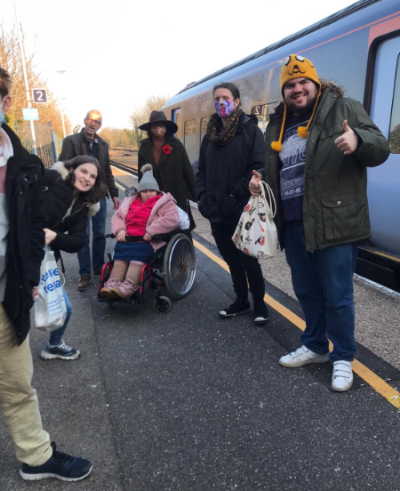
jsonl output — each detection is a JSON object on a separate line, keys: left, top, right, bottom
{"left": 110, "top": 159, "right": 138, "bottom": 175}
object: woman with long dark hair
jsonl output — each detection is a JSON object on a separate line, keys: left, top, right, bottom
{"left": 195, "top": 82, "right": 268, "bottom": 325}
{"left": 40, "top": 155, "right": 107, "bottom": 360}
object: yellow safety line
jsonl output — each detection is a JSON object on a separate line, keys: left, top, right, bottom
{"left": 115, "top": 182, "right": 127, "bottom": 192}
{"left": 358, "top": 247, "right": 400, "bottom": 264}
{"left": 193, "top": 239, "right": 400, "bottom": 409}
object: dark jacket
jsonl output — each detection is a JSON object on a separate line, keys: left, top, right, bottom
{"left": 195, "top": 112, "right": 265, "bottom": 223}
{"left": 43, "top": 161, "right": 100, "bottom": 254}
{"left": 138, "top": 135, "right": 196, "bottom": 213}
{"left": 59, "top": 129, "right": 118, "bottom": 199}
{"left": 263, "top": 81, "right": 390, "bottom": 251}
{"left": 1, "top": 123, "right": 46, "bottom": 345}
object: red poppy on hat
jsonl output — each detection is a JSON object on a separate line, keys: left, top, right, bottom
{"left": 163, "top": 144, "right": 172, "bottom": 155}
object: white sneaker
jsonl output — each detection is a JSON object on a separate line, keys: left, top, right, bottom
{"left": 279, "top": 345, "right": 330, "bottom": 368}
{"left": 331, "top": 360, "right": 353, "bottom": 392}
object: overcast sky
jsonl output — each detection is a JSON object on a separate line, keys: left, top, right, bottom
{"left": 2, "top": 0, "right": 356, "bottom": 130}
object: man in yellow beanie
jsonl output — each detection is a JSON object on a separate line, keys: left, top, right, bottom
{"left": 250, "top": 54, "right": 390, "bottom": 392}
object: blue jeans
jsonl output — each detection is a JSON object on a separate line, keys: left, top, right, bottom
{"left": 49, "top": 289, "right": 72, "bottom": 346}
{"left": 78, "top": 197, "right": 107, "bottom": 276}
{"left": 284, "top": 221, "right": 358, "bottom": 361}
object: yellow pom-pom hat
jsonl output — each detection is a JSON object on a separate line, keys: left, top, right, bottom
{"left": 271, "top": 54, "right": 321, "bottom": 152}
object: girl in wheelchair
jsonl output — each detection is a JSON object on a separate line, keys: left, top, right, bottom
{"left": 100, "top": 164, "right": 180, "bottom": 300}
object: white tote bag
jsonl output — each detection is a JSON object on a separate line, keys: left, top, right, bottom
{"left": 34, "top": 250, "right": 67, "bottom": 331}
{"left": 232, "top": 181, "right": 280, "bottom": 259}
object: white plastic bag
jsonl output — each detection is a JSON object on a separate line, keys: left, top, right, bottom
{"left": 177, "top": 206, "right": 190, "bottom": 230}
{"left": 232, "top": 181, "right": 280, "bottom": 259}
{"left": 34, "top": 250, "right": 67, "bottom": 331}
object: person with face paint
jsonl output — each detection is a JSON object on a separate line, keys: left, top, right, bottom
{"left": 138, "top": 111, "right": 196, "bottom": 238}
{"left": 0, "top": 66, "right": 93, "bottom": 482}
{"left": 195, "top": 82, "right": 268, "bottom": 326}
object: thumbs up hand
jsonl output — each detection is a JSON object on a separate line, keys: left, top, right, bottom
{"left": 249, "top": 170, "right": 262, "bottom": 196}
{"left": 342, "top": 120, "right": 351, "bottom": 132}
{"left": 334, "top": 120, "right": 358, "bottom": 155}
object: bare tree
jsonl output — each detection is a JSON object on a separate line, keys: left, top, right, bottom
{"left": 129, "top": 94, "right": 168, "bottom": 144}
{"left": 0, "top": 23, "right": 71, "bottom": 137}
{"left": 99, "top": 128, "right": 137, "bottom": 149}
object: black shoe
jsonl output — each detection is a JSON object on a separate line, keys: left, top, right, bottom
{"left": 253, "top": 301, "right": 269, "bottom": 326}
{"left": 20, "top": 442, "right": 93, "bottom": 482}
{"left": 219, "top": 298, "right": 251, "bottom": 319}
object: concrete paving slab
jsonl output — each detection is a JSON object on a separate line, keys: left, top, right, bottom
{"left": 93, "top": 257, "right": 400, "bottom": 491}
{"left": 0, "top": 252, "right": 124, "bottom": 490}
{"left": 2, "top": 190, "right": 400, "bottom": 490}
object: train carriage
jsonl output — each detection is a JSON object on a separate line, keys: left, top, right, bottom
{"left": 162, "top": 0, "right": 400, "bottom": 290}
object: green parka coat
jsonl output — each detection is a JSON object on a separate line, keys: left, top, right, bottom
{"left": 138, "top": 135, "right": 196, "bottom": 214}
{"left": 264, "top": 81, "right": 390, "bottom": 252}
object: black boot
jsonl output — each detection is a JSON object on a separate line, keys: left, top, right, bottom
{"left": 219, "top": 298, "right": 251, "bottom": 319}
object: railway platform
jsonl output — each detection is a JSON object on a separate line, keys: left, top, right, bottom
{"left": 1, "top": 168, "right": 400, "bottom": 490}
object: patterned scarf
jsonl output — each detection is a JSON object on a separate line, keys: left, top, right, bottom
{"left": 207, "top": 107, "right": 242, "bottom": 147}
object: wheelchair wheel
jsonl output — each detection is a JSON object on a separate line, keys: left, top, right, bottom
{"left": 163, "top": 233, "right": 196, "bottom": 299}
{"left": 153, "top": 296, "right": 172, "bottom": 314}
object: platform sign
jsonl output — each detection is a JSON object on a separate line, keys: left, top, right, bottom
{"left": 32, "top": 89, "right": 47, "bottom": 104}
{"left": 23, "top": 108, "right": 39, "bottom": 121}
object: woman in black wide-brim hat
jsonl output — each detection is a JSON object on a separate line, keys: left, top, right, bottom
{"left": 138, "top": 111, "right": 196, "bottom": 233}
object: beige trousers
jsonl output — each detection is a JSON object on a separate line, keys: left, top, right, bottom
{"left": 0, "top": 304, "right": 52, "bottom": 466}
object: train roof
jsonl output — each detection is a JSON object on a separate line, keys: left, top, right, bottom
{"left": 176, "top": 0, "right": 379, "bottom": 95}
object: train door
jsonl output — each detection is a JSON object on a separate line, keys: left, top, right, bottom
{"left": 171, "top": 108, "right": 182, "bottom": 142}
{"left": 367, "top": 35, "right": 400, "bottom": 255}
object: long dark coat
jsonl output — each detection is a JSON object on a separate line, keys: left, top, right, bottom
{"left": 195, "top": 112, "right": 265, "bottom": 224}
{"left": 1, "top": 123, "right": 46, "bottom": 345}
{"left": 138, "top": 135, "right": 196, "bottom": 214}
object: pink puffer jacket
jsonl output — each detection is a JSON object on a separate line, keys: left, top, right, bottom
{"left": 111, "top": 192, "right": 180, "bottom": 250}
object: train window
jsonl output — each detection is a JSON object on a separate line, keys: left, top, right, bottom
{"left": 175, "top": 112, "right": 181, "bottom": 140}
{"left": 389, "top": 54, "right": 400, "bottom": 154}
{"left": 200, "top": 116, "right": 211, "bottom": 143}
{"left": 171, "top": 108, "right": 181, "bottom": 140}
{"left": 184, "top": 119, "right": 198, "bottom": 164}
{"left": 251, "top": 102, "right": 279, "bottom": 133}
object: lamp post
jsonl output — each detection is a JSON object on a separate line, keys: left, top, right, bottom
{"left": 14, "top": 0, "right": 37, "bottom": 154}
{"left": 60, "top": 99, "right": 66, "bottom": 139}
{"left": 57, "top": 71, "right": 67, "bottom": 138}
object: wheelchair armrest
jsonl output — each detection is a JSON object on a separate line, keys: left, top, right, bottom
{"left": 105, "top": 233, "right": 146, "bottom": 242}
{"left": 105, "top": 234, "right": 146, "bottom": 242}
{"left": 105, "top": 229, "right": 182, "bottom": 242}
{"left": 125, "top": 234, "right": 171, "bottom": 242}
